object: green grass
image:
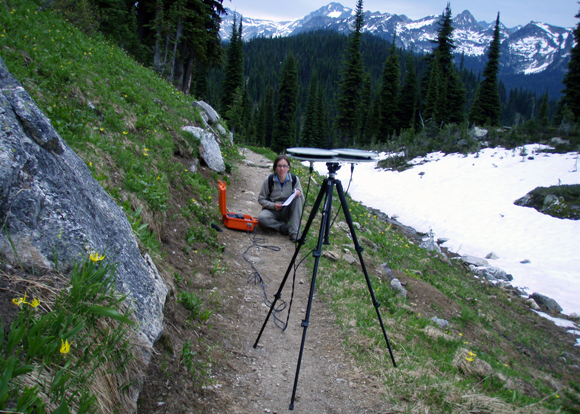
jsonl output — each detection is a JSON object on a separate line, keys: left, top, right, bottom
{"left": 0, "top": 257, "right": 134, "bottom": 413}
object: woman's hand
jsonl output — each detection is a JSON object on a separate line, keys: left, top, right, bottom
{"left": 296, "top": 190, "right": 301, "bottom": 198}
{"left": 275, "top": 203, "right": 283, "bottom": 211}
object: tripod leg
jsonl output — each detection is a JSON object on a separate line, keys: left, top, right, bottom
{"left": 289, "top": 177, "right": 335, "bottom": 410}
{"left": 253, "top": 178, "right": 329, "bottom": 349}
{"left": 335, "top": 180, "right": 397, "bottom": 368}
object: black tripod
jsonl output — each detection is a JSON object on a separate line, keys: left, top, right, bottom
{"left": 253, "top": 161, "right": 397, "bottom": 410}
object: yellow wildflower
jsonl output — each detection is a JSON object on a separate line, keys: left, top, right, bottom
{"left": 60, "top": 339, "right": 71, "bottom": 354}
{"left": 30, "top": 298, "right": 40, "bottom": 308}
{"left": 12, "top": 292, "right": 27, "bottom": 306}
{"left": 90, "top": 252, "right": 105, "bottom": 262}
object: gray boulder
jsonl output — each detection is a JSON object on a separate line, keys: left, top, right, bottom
{"left": 181, "top": 126, "right": 225, "bottom": 173}
{"left": 542, "top": 194, "right": 563, "bottom": 212}
{"left": 530, "top": 293, "right": 563, "bottom": 313}
{"left": 550, "top": 137, "right": 570, "bottom": 146}
{"left": 462, "top": 255, "right": 490, "bottom": 267}
{"left": 469, "top": 126, "right": 488, "bottom": 140}
{"left": 194, "top": 100, "right": 220, "bottom": 125}
{"left": 381, "top": 262, "right": 396, "bottom": 282}
{"left": 216, "top": 123, "right": 227, "bottom": 137}
{"left": 0, "top": 56, "right": 167, "bottom": 351}
{"left": 419, "top": 232, "right": 441, "bottom": 253}
{"left": 430, "top": 316, "right": 450, "bottom": 328}
{"left": 471, "top": 266, "right": 513, "bottom": 282}
{"left": 390, "top": 278, "right": 407, "bottom": 298}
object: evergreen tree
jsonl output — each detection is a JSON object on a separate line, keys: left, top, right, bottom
{"left": 225, "top": 86, "right": 244, "bottom": 141}
{"left": 424, "top": 56, "right": 441, "bottom": 124}
{"left": 302, "top": 73, "right": 320, "bottom": 147}
{"left": 264, "top": 87, "right": 275, "bottom": 148}
{"left": 398, "top": 53, "right": 418, "bottom": 130}
{"left": 435, "top": 3, "right": 456, "bottom": 72}
{"left": 242, "top": 86, "right": 252, "bottom": 141}
{"left": 192, "top": 63, "right": 209, "bottom": 100}
{"left": 562, "top": 7, "right": 580, "bottom": 119}
{"left": 538, "top": 89, "right": 550, "bottom": 126}
{"left": 447, "top": 68, "right": 467, "bottom": 124}
{"left": 315, "top": 84, "right": 330, "bottom": 148}
{"left": 335, "top": 0, "right": 365, "bottom": 147}
{"left": 221, "top": 14, "right": 244, "bottom": 115}
{"left": 366, "top": 97, "right": 381, "bottom": 144}
{"left": 378, "top": 37, "right": 400, "bottom": 140}
{"left": 272, "top": 53, "right": 299, "bottom": 153}
{"left": 256, "top": 93, "right": 267, "bottom": 146}
{"left": 424, "top": 3, "right": 466, "bottom": 126}
{"left": 358, "top": 72, "right": 372, "bottom": 146}
{"left": 469, "top": 13, "right": 502, "bottom": 126}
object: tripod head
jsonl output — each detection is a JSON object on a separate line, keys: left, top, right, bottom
{"left": 326, "top": 161, "right": 341, "bottom": 177}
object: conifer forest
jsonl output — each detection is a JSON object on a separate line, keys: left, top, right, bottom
{"left": 51, "top": 0, "right": 580, "bottom": 156}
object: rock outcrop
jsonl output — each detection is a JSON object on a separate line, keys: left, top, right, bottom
{"left": 182, "top": 125, "right": 226, "bottom": 172}
{"left": 0, "top": 56, "right": 167, "bottom": 352}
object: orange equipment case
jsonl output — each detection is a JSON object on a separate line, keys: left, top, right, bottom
{"left": 218, "top": 180, "right": 258, "bottom": 231}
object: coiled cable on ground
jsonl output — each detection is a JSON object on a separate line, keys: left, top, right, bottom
{"left": 241, "top": 231, "right": 289, "bottom": 330}
{"left": 242, "top": 229, "right": 314, "bottom": 331}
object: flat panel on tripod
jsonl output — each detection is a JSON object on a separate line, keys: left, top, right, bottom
{"left": 334, "top": 148, "right": 377, "bottom": 162}
{"left": 286, "top": 147, "right": 338, "bottom": 161}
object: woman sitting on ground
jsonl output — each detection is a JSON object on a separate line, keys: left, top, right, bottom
{"left": 257, "top": 154, "right": 304, "bottom": 242}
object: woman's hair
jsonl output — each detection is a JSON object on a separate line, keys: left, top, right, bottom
{"left": 273, "top": 154, "right": 291, "bottom": 172}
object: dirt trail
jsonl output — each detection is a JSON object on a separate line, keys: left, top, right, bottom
{"left": 210, "top": 148, "right": 389, "bottom": 413}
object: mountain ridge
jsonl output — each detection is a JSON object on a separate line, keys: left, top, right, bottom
{"left": 220, "top": 2, "right": 574, "bottom": 78}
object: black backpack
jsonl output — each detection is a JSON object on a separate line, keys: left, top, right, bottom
{"left": 268, "top": 173, "right": 297, "bottom": 200}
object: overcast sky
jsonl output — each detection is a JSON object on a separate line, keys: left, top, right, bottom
{"left": 226, "top": 0, "right": 579, "bottom": 28}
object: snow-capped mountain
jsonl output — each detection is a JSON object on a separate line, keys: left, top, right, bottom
{"left": 220, "top": 2, "right": 574, "bottom": 76}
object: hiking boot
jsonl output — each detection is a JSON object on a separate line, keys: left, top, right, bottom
{"left": 290, "top": 233, "right": 300, "bottom": 243}
{"left": 279, "top": 224, "right": 290, "bottom": 235}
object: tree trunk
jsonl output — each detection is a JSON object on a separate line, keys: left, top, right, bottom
{"left": 153, "top": 29, "right": 163, "bottom": 73}
{"left": 182, "top": 55, "right": 195, "bottom": 95}
{"left": 169, "top": 21, "right": 183, "bottom": 86}
{"left": 162, "top": 33, "right": 171, "bottom": 77}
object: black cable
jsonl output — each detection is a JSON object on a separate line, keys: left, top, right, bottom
{"left": 241, "top": 228, "right": 315, "bottom": 331}
{"left": 242, "top": 229, "right": 295, "bottom": 330}
{"left": 281, "top": 249, "right": 313, "bottom": 331}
